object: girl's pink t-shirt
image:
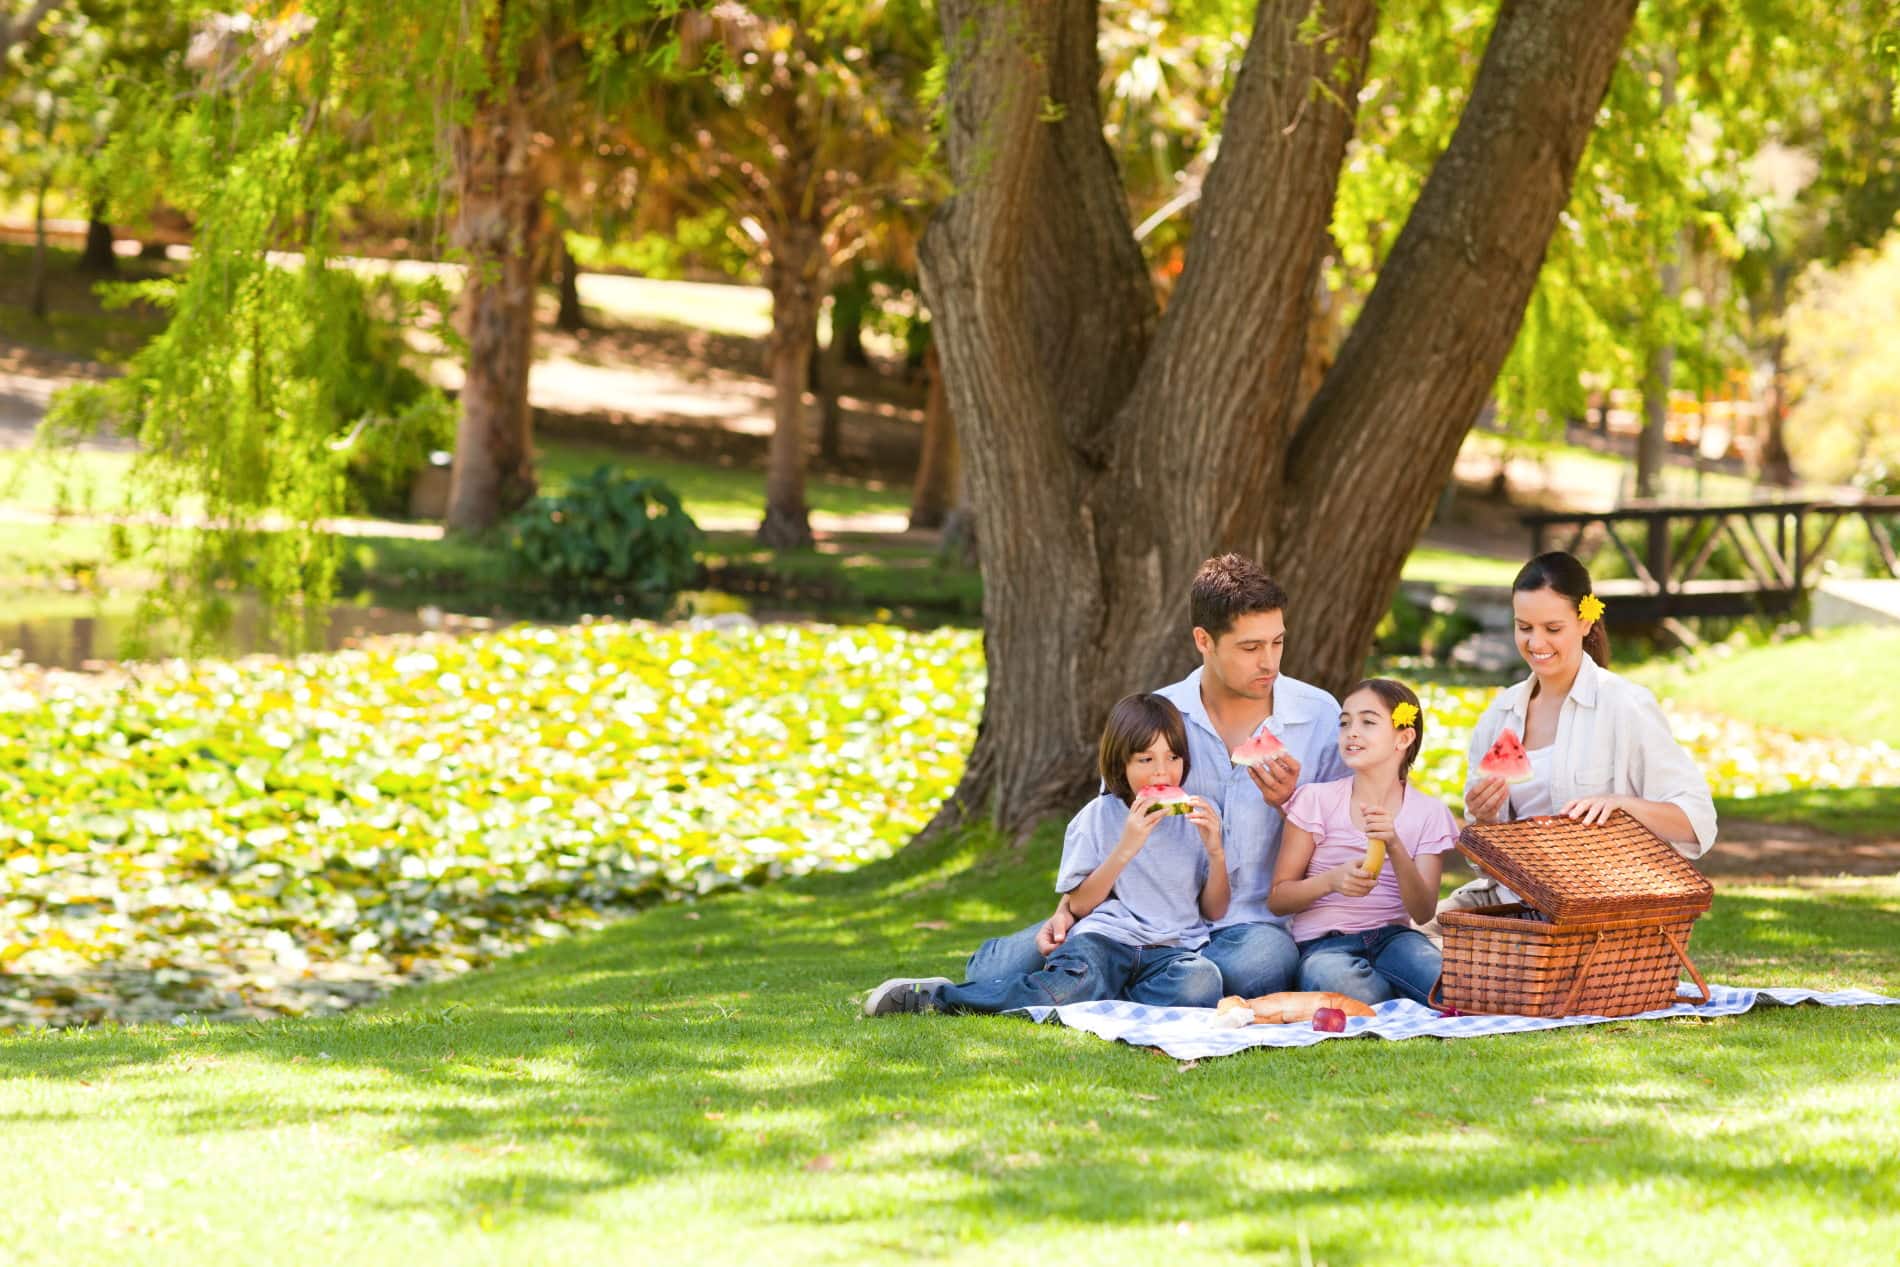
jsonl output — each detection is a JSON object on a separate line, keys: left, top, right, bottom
{"left": 1281, "top": 777, "right": 1459, "bottom": 943}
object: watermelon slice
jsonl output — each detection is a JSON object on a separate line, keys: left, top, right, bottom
{"left": 1229, "top": 729, "right": 1288, "bottom": 768}
{"left": 1477, "top": 726, "right": 1535, "bottom": 785}
{"left": 1141, "top": 784, "right": 1195, "bottom": 815}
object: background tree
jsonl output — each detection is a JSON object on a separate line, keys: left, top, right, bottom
{"left": 643, "top": 1, "right": 938, "bottom": 548}
{"left": 921, "top": 0, "right": 1642, "bottom": 835}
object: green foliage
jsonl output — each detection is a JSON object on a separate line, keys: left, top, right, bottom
{"left": 0, "top": 621, "right": 980, "bottom": 1005}
{"left": 506, "top": 467, "right": 704, "bottom": 604}
{"left": 1784, "top": 230, "right": 1900, "bottom": 485}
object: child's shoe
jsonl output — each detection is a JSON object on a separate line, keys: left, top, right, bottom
{"left": 862, "top": 976, "right": 952, "bottom": 1017}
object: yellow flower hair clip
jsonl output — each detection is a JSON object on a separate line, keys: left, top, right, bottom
{"left": 1578, "top": 593, "right": 1606, "bottom": 624}
{"left": 1391, "top": 701, "right": 1419, "bottom": 729}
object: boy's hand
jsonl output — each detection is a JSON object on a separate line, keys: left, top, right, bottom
{"left": 1122, "top": 789, "right": 1168, "bottom": 844}
{"left": 1329, "top": 863, "right": 1377, "bottom": 898}
{"left": 1247, "top": 753, "right": 1301, "bottom": 808}
{"left": 1186, "top": 796, "right": 1222, "bottom": 853}
{"left": 1036, "top": 902, "right": 1076, "bottom": 956}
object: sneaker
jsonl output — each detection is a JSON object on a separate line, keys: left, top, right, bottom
{"left": 862, "top": 976, "right": 952, "bottom": 1017}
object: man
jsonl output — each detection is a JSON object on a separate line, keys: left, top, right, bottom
{"left": 960, "top": 553, "right": 1346, "bottom": 998}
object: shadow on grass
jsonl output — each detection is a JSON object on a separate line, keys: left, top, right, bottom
{"left": 1, "top": 825, "right": 1896, "bottom": 1258}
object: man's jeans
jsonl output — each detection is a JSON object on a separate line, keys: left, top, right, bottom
{"left": 965, "top": 919, "right": 1299, "bottom": 998}
{"left": 1295, "top": 924, "right": 1442, "bottom": 1005}
{"left": 939, "top": 932, "right": 1223, "bottom": 1012}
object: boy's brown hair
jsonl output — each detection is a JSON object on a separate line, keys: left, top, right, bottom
{"left": 1190, "top": 554, "right": 1289, "bottom": 640}
{"left": 1098, "top": 693, "right": 1192, "bottom": 804}
{"left": 1346, "top": 677, "right": 1425, "bottom": 783}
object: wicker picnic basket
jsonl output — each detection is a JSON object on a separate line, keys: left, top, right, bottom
{"left": 1431, "top": 811, "right": 1714, "bottom": 1018}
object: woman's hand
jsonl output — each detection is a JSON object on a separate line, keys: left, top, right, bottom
{"left": 1328, "top": 863, "right": 1377, "bottom": 899}
{"left": 1561, "top": 795, "right": 1628, "bottom": 826}
{"left": 1186, "top": 796, "right": 1222, "bottom": 854}
{"left": 1465, "top": 775, "right": 1509, "bottom": 824}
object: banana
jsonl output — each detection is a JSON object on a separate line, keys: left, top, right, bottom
{"left": 1362, "top": 838, "right": 1387, "bottom": 879}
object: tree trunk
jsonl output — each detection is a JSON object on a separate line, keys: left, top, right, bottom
{"left": 757, "top": 224, "right": 826, "bottom": 549}
{"left": 555, "top": 233, "right": 585, "bottom": 332}
{"left": 30, "top": 172, "right": 50, "bottom": 321}
{"left": 1757, "top": 264, "right": 1797, "bottom": 488}
{"left": 1635, "top": 54, "right": 1679, "bottom": 502}
{"left": 813, "top": 330, "right": 844, "bottom": 465}
{"left": 909, "top": 342, "right": 958, "bottom": 530}
{"left": 921, "top": 0, "right": 1638, "bottom": 837}
{"left": 444, "top": 39, "right": 548, "bottom": 537}
{"left": 81, "top": 209, "right": 117, "bottom": 273}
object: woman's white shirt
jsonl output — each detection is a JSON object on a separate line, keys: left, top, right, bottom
{"left": 1464, "top": 653, "right": 1718, "bottom": 858}
{"left": 1508, "top": 746, "right": 1557, "bottom": 819}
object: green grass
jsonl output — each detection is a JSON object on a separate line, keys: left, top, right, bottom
{"left": 2, "top": 826, "right": 1898, "bottom": 1265}
{"left": 1630, "top": 628, "right": 1900, "bottom": 748}
{"left": 537, "top": 442, "right": 912, "bottom": 522}
{"left": 1399, "top": 544, "right": 1521, "bottom": 587}
{"left": 1718, "top": 786, "right": 1900, "bottom": 842}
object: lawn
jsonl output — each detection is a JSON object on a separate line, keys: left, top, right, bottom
{"left": 1, "top": 827, "right": 1896, "bottom": 1266}
{"left": 1630, "top": 628, "right": 1900, "bottom": 749}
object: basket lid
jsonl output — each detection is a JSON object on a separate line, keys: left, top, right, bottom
{"left": 1456, "top": 811, "right": 1712, "bottom": 922}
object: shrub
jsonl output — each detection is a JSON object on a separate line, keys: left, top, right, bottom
{"left": 506, "top": 467, "right": 703, "bottom": 606}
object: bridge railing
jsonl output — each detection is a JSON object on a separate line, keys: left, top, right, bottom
{"left": 1520, "top": 497, "right": 1900, "bottom": 621}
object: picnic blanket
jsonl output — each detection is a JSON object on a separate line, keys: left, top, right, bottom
{"left": 1020, "top": 984, "right": 1900, "bottom": 1060}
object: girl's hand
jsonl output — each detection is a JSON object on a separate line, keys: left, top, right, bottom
{"left": 1561, "top": 795, "right": 1627, "bottom": 826}
{"left": 1186, "top": 797, "right": 1222, "bottom": 853}
{"left": 1329, "top": 863, "right": 1377, "bottom": 899}
{"left": 1465, "top": 775, "right": 1509, "bottom": 824}
{"left": 1359, "top": 802, "right": 1397, "bottom": 844}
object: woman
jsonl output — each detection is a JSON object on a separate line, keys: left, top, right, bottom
{"left": 1443, "top": 551, "right": 1716, "bottom": 913}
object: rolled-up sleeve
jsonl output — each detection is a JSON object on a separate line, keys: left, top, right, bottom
{"left": 1627, "top": 688, "right": 1718, "bottom": 858}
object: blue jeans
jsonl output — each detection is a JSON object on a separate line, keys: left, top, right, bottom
{"left": 1296, "top": 925, "right": 1442, "bottom": 1006}
{"left": 967, "top": 919, "right": 1297, "bottom": 998}
{"left": 940, "top": 932, "right": 1223, "bottom": 1013}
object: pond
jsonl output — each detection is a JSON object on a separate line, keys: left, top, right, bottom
{"left": 0, "top": 588, "right": 969, "bottom": 670}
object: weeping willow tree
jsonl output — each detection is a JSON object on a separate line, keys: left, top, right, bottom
{"left": 43, "top": 1, "right": 677, "bottom": 650}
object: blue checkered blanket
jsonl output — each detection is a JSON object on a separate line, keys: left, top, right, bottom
{"left": 1020, "top": 985, "right": 1899, "bottom": 1059}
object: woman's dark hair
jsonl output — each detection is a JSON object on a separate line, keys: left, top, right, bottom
{"left": 1345, "top": 678, "right": 1425, "bottom": 784}
{"left": 1190, "top": 553, "right": 1289, "bottom": 640}
{"left": 1513, "top": 550, "right": 1610, "bottom": 666}
{"left": 1098, "top": 693, "right": 1192, "bottom": 804}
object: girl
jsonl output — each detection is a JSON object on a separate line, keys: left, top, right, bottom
{"left": 1445, "top": 551, "right": 1717, "bottom": 915}
{"left": 864, "top": 693, "right": 1233, "bottom": 1016}
{"left": 1266, "top": 679, "right": 1458, "bottom": 1006}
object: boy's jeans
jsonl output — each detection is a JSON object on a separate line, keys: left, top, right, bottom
{"left": 965, "top": 918, "right": 1299, "bottom": 997}
{"left": 940, "top": 932, "right": 1223, "bottom": 1013}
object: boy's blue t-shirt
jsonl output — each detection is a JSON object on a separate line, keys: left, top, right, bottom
{"left": 1055, "top": 793, "right": 1226, "bottom": 949}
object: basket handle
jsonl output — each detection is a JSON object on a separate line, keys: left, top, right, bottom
{"left": 1427, "top": 977, "right": 1445, "bottom": 1010}
{"left": 1662, "top": 926, "right": 1711, "bottom": 1006}
{"left": 1559, "top": 931, "right": 1607, "bottom": 1015}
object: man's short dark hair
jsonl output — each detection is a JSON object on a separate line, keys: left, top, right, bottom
{"left": 1190, "top": 554, "right": 1288, "bottom": 639}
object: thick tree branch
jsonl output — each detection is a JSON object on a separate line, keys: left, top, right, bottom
{"left": 1279, "top": 0, "right": 1642, "bottom": 692}
{"left": 1118, "top": 0, "right": 1375, "bottom": 521}
{"left": 0, "top": 0, "right": 60, "bottom": 62}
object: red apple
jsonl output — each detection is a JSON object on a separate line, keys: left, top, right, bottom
{"left": 1311, "top": 1007, "right": 1347, "bottom": 1033}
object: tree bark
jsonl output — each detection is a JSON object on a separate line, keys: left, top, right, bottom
{"left": 757, "top": 223, "right": 825, "bottom": 549}
{"left": 444, "top": 34, "right": 548, "bottom": 537}
{"left": 555, "top": 233, "right": 585, "bottom": 331}
{"left": 30, "top": 168, "right": 50, "bottom": 321}
{"left": 909, "top": 342, "right": 958, "bottom": 530}
{"left": 1757, "top": 264, "right": 1798, "bottom": 488}
{"left": 1635, "top": 53, "right": 1679, "bottom": 502}
{"left": 81, "top": 209, "right": 117, "bottom": 273}
{"left": 922, "top": 0, "right": 1639, "bottom": 838}
{"left": 813, "top": 330, "right": 844, "bottom": 465}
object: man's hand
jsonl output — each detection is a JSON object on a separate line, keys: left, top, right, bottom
{"left": 1247, "top": 753, "right": 1301, "bottom": 808}
{"left": 1035, "top": 901, "right": 1077, "bottom": 956}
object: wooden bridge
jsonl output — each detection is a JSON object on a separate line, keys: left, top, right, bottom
{"left": 1522, "top": 497, "right": 1900, "bottom": 622}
